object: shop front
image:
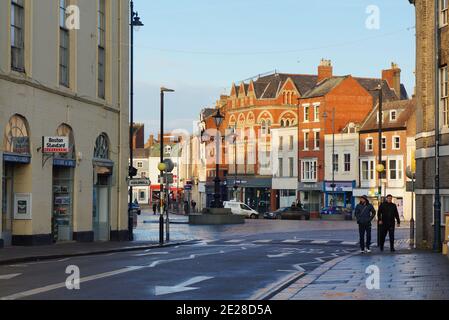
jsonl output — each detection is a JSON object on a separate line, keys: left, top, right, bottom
{"left": 226, "top": 177, "right": 272, "bottom": 213}
{"left": 2, "top": 114, "right": 32, "bottom": 247}
{"left": 92, "top": 134, "right": 113, "bottom": 242}
{"left": 323, "top": 181, "right": 356, "bottom": 210}
{"left": 298, "top": 182, "right": 323, "bottom": 217}
{"left": 51, "top": 124, "right": 76, "bottom": 243}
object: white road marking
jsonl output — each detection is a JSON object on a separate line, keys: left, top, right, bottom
{"left": 267, "top": 252, "right": 294, "bottom": 258}
{"left": 311, "top": 240, "right": 329, "bottom": 245}
{"left": 155, "top": 276, "right": 214, "bottom": 296}
{"left": 253, "top": 240, "right": 272, "bottom": 244}
{"left": 134, "top": 252, "right": 169, "bottom": 257}
{"left": 225, "top": 239, "right": 245, "bottom": 243}
{"left": 341, "top": 241, "right": 358, "bottom": 246}
{"left": 282, "top": 240, "right": 301, "bottom": 244}
{"left": 0, "top": 273, "right": 22, "bottom": 280}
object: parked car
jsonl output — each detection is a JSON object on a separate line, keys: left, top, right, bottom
{"left": 320, "top": 206, "right": 349, "bottom": 215}
{"left": 264, "top": 207, "right": 310, "bottom": 220}
{"left": 223, "top": 201, "right": 260, "bottom": 219}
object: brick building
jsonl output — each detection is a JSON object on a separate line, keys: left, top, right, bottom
{"left": 354, "top": 99, "right": 417, "bottom": 221}
{"left": 410, "top": 0, "right": 449, "bottom": 249}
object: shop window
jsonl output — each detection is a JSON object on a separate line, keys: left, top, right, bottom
{"left": 11, "top": 0, "right": 25, "bottom": 72}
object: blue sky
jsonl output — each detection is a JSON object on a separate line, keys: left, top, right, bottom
{"left": 132, "top": 0, "right": 416, "bottom": 139}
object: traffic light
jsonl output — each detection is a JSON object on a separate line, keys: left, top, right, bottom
{"left": 129, "top": 166, "right": 138, "bottom": 177}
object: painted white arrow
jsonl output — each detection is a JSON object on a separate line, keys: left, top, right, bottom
{"left": 155, "top": 276, "right": 214, "bottom": 296}
{"left": 0, "top": 273, "right": 22, "bottom": 280}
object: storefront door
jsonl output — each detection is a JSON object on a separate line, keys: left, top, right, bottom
{"left": 52, "top": 166, "right": 74, "bottom": 242}
{"left": 1, "top": 164, "right": 13, "bottom": 246}
{"left": 93, "top": 174, "right": 110, "bottom": 241}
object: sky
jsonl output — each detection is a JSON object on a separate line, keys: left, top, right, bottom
{"left": 132, "top": 0, "right": 416, "bottom": 140}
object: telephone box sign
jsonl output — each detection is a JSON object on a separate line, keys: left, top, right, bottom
{"left": 43, "top": 137, "right": 69, "bottom": 153}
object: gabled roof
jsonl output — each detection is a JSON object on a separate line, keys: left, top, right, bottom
{"left": 249, "top": 73, "right": 319, "bottom": 99}
{"left": 354, "top": 78, "right": 400, "bottom": 103}
{"left": 301, "top": 76, "right": 347, "bottom": 99}
{"left": 360, "top": 98, "right": 416, "bottom": 132}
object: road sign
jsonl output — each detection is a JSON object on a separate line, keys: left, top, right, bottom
{"left": 128, "top": 178, "right": 151, "bottom": 187}
{"left": 184, "top": 184, "right": 192, "bottom": 191}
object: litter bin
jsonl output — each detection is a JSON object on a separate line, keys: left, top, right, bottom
{"left": 444, "top": 213, "right": 449, "bottom": 256}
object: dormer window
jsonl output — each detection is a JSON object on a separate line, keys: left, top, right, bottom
{"left": 390, "top": 110, "right": 397, "bottom": 122}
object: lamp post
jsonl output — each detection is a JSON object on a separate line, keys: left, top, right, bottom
{"left": 376, "top": 84, "right": 384, "bottom": 247}
{"left": 128, "top": 1, "right": 144, "bottom": 241}
{"left": 212, "top": 109, "right": 225, "bottom": 208}
{"left": 233, "top": 125, "right": 238, "bottom": 200}
{"left": 159, "top": 87, "right": 174, "bottom": 244}
{"left": 322, "top": 108, "right": 336, "bottom": 208}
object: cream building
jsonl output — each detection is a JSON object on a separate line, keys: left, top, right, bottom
{"left": 0, "top": 0, "right": 130, "bottom": 247}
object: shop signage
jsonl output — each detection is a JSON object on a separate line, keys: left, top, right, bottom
{"left": 12, "top": 137, "right": 30, "bottom": 154}
{"left": 53, "top": 159, "right": 76, "bottom": 168}
{"left": 184, "top": 184, "right": 192, "bottom": 191}
{"left": 128, "top": 178, "right": 151, "bottom": 187}
{"left": 324, "top": 181, "right": 354, "bottom": 192}
{"left": 298, "top": 182, "right": 323, "bottom": 191}
{"left": 3, "top": 153, "right": 31, "bottom": 164}
{"left": 43, "top": 137, "right": 69, "bottom": 153}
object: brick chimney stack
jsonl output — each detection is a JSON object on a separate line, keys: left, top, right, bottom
{"left": 317, "top": 59, "right": 333, "bottom": 83}
{"left": 382, "top": 62, "right": 402, "bottom": 98}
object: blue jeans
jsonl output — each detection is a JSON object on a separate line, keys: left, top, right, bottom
{"left": 359, "top": 224, "right": 372, "bottom": 251}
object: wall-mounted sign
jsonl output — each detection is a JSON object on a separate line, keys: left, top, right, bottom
{"left": 14, "top": 193, "right": 32, "bottom": 220}
{"left": 128, "top": 178, "right": 151, "bottom": 187}
{"left": 12, "top": 137, "right": 30, "bottom": 154}
{"left": 43, "top": 137, "right": 69, "bottom": 153}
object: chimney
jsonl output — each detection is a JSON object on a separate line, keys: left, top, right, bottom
{"left": 382, "top": 62, "right": 401, "bottom": 98}
{"left": 317, "top": 59, "right": 333, "bottom": 82}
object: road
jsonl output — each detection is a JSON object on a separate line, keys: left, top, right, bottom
{"left": 0, "top": 212, "right": 409, "bottom": 300}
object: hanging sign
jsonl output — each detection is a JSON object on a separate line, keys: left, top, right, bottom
{"left": 43, "top": 137, "right": 69, "bottom": 153}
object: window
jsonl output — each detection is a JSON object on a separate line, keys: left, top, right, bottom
{"left": 11, "top": 0, "right": 25, "bottom": 71}
{"left": 278, "top": 158, "right": 283, "bottom": 177}
{"left": 390, "top": 110, "right": 397, "bottom": 122}
{"left": 344, "top": 154, "right": 351, "bottom": 172}
{"left": 304, "top": 105, "right": 310, "bottom": 122}
{"left": 139, "top": 191, "right": 145, "bottom": 201}
{"left": 440, "top": 66, "right": 448, "bottom": 126}
{"left": 59, "top": 0, "right": 69, "bottom": 87}
{"left": 304, "top": 132, "right": 310, "bottom": 150}
{"left": 361, "top": 160, "right": 375, "bottom": 181}
{"left": 280, "top": 120, "right": 285, "bottom": 127}
{"left": 314, "top": 105, "right": 320, "bottom": 122}
{"left": 267, "top": 120, "right": 271, "bottom": 135}
{"left": 137, "top": 162, "right": 143, "bottom": 168}
{"left": 289, "top": 136, "right": 294, "bottom": 150}
{"left": 279, "top": 136, "right": 283, "bottom": 151}
{"left": 289, "top": 158, "right": 294, "bottom": 177}
{"left": 302, "top": 159, "right": 317, "bottom": 182}
{"left": 286, "top": 120, "right": 290, "bottom": 127}
{"left": 376, "top": 111, "right": 385, "bottom": 124}
{"left": 366, "top": 138, "right": 374, "bottom": 152}
{"left": 261, "top": 120, "right": 267, "bottom": 135}
{"left": 333, "top": 154, "right": 339, "bottom": 173}
{"left": 441, "top": 0, "right": 448, "bottom": 27}
{"left": 389, "top": 159, "right": 403, "bottom": 180}
{"left": 98, "top": 0, "right": 106, "bottom": 99}
{"left": 314, "top": 131, "right": 320, "bottom": 150}
{"left": 393, "top": 136, "right": 401, "bottom": 150}
{"left": 381, "top": 137, "right": 387, "bottom": 150}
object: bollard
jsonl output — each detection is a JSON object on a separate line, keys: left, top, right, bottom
{"left": 159, "top": 212, "right": 164, "bottom": 245}
{"left": 443, "top": 213, "right": 449, "bottom": 256}
{"left": 410, "top": 217, "right": 415, "bottom": 248}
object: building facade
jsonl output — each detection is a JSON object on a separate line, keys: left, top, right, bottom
{"left": 0, "top": 0, "right": 130, "bottom": 247}
{"left": 271, "top": 126, "right": 298, "bottom": 209}
{"left": 411, "top": 0, "right": 449, "bottom": 249}
{"left": 354, "top": 99, "right": 416, "bottom": 221}
{"left": 324, "top": 127, "right": 360, "bottom": 210}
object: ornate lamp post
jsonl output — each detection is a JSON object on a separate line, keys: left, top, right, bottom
{"left": 212, "top": 109, "right": 225, "bottom": 208}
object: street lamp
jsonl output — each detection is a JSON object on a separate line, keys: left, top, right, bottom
{"left": 159, "top": 87, "right": 175, "bottom": 245}
{"left": 128, "top": 1, "right": 144, "bottom": 241}
{"left": 212, "top": 109, "right": 225, "bottom": 208}
{"left": 376, "top": 84, "right": 384, "bottom": 247}
{"left": 323, "top": 107, "right": 336, "bottom": 208}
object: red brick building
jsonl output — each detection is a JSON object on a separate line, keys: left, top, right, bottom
{"left": 202, "top": 60, "right": 407, "bottom": 213}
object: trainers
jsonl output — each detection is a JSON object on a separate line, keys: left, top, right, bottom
{"left": 366, "top": 249, "right": 371, "bottom": 253}
{"left": 360, "top": 250, "right": 365, "bottom": 254}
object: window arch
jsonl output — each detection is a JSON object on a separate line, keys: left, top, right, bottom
{"left": 3, "top": 114, "right": 30, "bottom": 154}
{"left": 56, "top": 124, "right": 75, "bottom": 159}
{"left": 280, "top": 120, "right": 285, "bottom": 127}
{"left": 94, "top": 133, "right": 110, "bottom": 159}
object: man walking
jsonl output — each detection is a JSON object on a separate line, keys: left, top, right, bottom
{"left": 378, "top": 194, "right": 401, "bottom": 252}
{"left": 354, "top": 195, "right": 376, "bottom": 253}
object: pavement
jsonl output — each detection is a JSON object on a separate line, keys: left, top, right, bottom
{"left": 272, "top": 247, "right": 449, "bottom": 300}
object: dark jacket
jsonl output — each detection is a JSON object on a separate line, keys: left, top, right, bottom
{"left": 378, "top": 202, "right": 400, "bottom": 227}
{"left": 354, "top": 202, "right": 376, "bottom": 225}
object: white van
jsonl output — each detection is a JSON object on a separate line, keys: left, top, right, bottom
{"left": 223, "top": 201, "right": 260, "bottom": 219}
